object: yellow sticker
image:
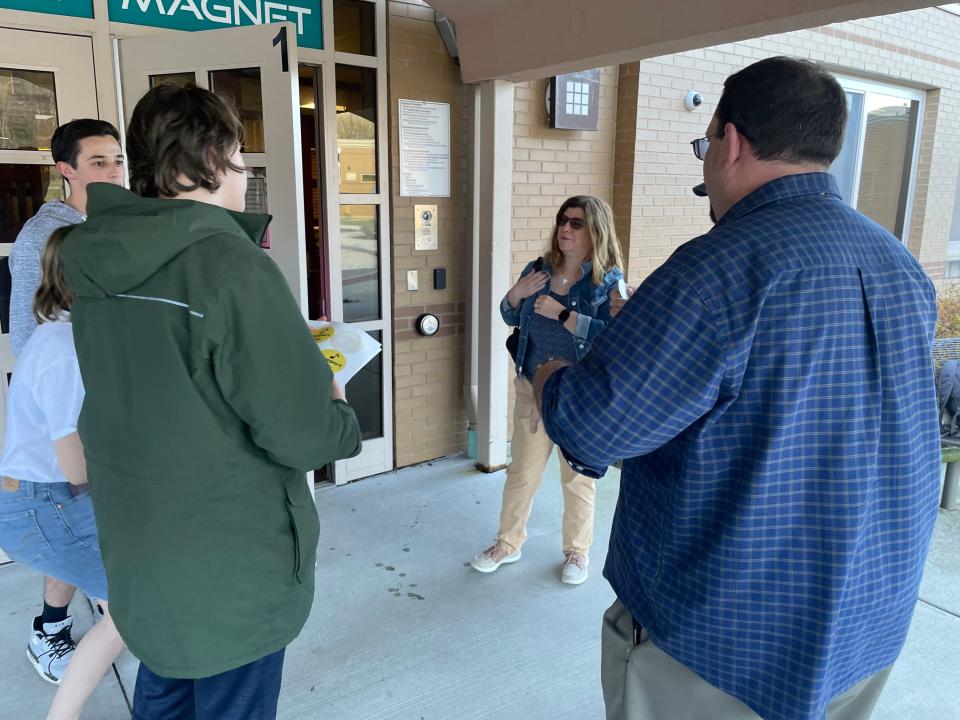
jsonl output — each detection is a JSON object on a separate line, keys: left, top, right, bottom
{"left": 311, "top": 326, "right": 335, "bottom": 341}
{"left": 322, "top": 348, "right": 347, "bottom": 373}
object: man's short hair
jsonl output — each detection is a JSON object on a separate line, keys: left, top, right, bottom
{"left": 716, "top": 56, "right": 847, "bottom": 166}
{"left": 126, "top": 83, "right": 244, "bottom": 198}
{"left": 51, "top": 119, "right": 120, "bottom": 168}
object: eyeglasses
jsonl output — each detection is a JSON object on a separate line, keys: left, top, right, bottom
{"left": 690, "top": 134, "right": 718, "bottom": 161}
{"left": 556, "top": 214, "right": 585, "bottom": 230}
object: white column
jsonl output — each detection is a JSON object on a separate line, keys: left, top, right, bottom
{"left": 476, "top": 79, "right": 514, "bottom": 471}
{"left": 463, "top": 85, "right": 481, "bottom": 456}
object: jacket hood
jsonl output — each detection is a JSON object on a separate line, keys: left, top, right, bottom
{"left": 61, "top": 183, "right": 270, "bottom": 297}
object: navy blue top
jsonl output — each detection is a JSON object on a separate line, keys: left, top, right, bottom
{"left": 540, "top": 173, "right": 940, "bottom": 720}
{"left": 521, "top": 290, "right": 578, "bottom": 381}
{"left": 500, "top": 260, "right": 623, "bottom": 377}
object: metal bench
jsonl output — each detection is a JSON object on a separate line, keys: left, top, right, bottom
{"left": 933, "top": 338, "right": 960, "bottom": 511}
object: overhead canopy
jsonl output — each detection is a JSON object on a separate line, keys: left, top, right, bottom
{"left": 427, "top": 0, "right": 940, "bottom": 83}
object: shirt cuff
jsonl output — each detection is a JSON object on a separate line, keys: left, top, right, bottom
{"left": 574, "top": 310, "right": 591, "bottom": 340}
{"left": 500, "top": 295, "right": 520, "bottom": 320}
{"left": 558, "top": 445, "right": 607, "bottom": 479}
{"left": 541, "top": 369, "right": 608, "bottom": 479}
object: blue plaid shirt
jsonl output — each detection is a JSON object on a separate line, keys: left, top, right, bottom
{"left": 541, "top": 173, "right": 941, "bottom": 720}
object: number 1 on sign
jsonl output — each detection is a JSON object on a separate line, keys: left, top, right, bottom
{"left": 272, "top": 27, "right": 289, "bottom": 73}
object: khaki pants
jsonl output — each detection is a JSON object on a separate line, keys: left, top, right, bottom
{"left": 497, "top": 376, "right": 595, "bottom": 555}
{"left": 601, "top": 600, "right": 892, "bottom": 720}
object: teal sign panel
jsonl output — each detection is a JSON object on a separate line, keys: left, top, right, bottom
{"left": 107, "top": 0, "right": 323, "bottom": 50}
{"left": 0, "top": 0, "right": 93, "bottom": 18}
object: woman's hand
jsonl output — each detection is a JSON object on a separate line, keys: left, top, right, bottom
{"left": 533, "top": 293, "right": 566, "bottom": 321}
{"left": 506, "top": 270, "right": 549, "bottom": 308}
{"left": 609, "top": 285, "right": 635, "bottom": 318}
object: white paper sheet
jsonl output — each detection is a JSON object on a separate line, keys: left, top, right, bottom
{"left": 306, "top": 321, "right": 382, "bottom": 386}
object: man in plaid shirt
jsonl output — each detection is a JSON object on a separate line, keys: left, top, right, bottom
{"left": 535, "top": 57, "right": 940, "bottom": 720}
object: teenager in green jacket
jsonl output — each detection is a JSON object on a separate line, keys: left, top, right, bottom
{"left": 60, "top": 83, "right": 362, "bottom": 719}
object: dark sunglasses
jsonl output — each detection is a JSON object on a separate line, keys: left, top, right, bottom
{"left": 556, "top": 214, "right": 585, "bottom": 230}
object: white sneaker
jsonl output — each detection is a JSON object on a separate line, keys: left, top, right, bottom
{"left": 471, "top": 542, "right": 521, "bottom": 573}
{"left": 28, "top": 616, "right": 76, "bottom": 685}
{"left": 561, "top": 552, "right": 589, "bottom": 585}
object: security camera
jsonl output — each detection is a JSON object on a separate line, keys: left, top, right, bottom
{"left": 684, "top": 91, "right": 704, "bottom": 112}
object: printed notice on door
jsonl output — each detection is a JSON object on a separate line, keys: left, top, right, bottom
{"left": 399, "top": 99, "right": 450, "bottom": 197}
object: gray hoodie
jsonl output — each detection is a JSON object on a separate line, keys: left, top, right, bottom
{"left": 9, "top": 200, "right": 85, "bottom": 355}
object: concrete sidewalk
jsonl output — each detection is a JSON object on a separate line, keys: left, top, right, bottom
{"left": 1, "top": 454, "right": 957, "bottom": 719}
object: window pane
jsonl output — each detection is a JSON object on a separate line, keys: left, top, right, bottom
{"left": 334, "top": 0, "right": 376, "bottom": 56}
{"left": 0, "top": 165, "right": 63, "bottom": 244}
{"left": 209, "top": 68, "right": 264, "bottom": 153}
{"left": 340, "top": 204, "right": 379, "bottom": 322}
{"left": 336, "top": 65, "right": 377, "bottom": 193}
{"left": 855, "top": 94, "right": 919, "bottom": 238}
{"left": 149, "top": 72, "right": 196, "bottom": 89}
{"left": 829, "top": 91, "right": 864, "bottom": 204}
{"left": 350, "top": 330, "right": 383, "bottom": 439}
{"left": 0, "top": 69, "right": 58, "bottom": 151}
{"left": 299, "top": 66, "right": 328, "bottom": 321}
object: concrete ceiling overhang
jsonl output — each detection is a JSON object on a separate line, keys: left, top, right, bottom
{"left": 426, "top": 0, "right": 941, "bottom": 83}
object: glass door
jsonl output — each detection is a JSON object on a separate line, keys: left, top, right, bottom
{"left": 325, "top": 0, "right": 394, "bottom": 482}
{"left": 0, "top": 28, "right": 99, "bottom": 258}
{"left": 117, "top": 24, "right": 308, "bottom": 309}
{"left": 0, "top": 28, "right": 100, "bottom": 563}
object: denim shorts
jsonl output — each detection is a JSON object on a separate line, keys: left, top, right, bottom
{"left": 0, "top": 479, "right": 108, "bottom": 601}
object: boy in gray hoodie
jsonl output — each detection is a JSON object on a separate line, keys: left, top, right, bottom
{"left": 8, "top": 118, "right": 123, "bottom": 685}
{"left": 10, "top": 119, "right": 124, "bottom": 355}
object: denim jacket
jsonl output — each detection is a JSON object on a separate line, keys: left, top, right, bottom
{"left": 500, "top": 258, "right": 623, "bottom": 377}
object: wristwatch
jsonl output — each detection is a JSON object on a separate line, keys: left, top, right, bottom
{"left": 558, "top": 308, "right": 571, "bottom": 325}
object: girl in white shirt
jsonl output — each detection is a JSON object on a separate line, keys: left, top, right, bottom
{"left": 0, "top": 225, "right": 125, "bottom": 720}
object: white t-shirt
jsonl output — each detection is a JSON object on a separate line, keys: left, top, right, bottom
{"left": 0, "top": 321, "right": 84, "bottom": 484}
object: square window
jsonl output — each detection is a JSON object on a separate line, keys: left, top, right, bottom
{"left": 565, "top": 80, "right": 590, "bottom": 116}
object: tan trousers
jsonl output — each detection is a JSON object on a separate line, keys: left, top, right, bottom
{"left": 497, "top": 376, "right": 595, "bottom": 555}
{"left": 601, "top": 600, "right": 892, "bottom": 720}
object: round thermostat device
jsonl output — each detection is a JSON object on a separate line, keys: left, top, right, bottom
{"left": 416, "top": 313, "right": 440, "bottom": 336}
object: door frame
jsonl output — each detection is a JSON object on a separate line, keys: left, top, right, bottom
{"left": 308, "top": 0, "right": 394, "bottom": 483}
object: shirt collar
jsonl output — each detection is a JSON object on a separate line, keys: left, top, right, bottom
{"left": 717, "top": 172, "right": 841, "bottom": 227}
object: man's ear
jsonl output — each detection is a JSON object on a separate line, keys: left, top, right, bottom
{"left": 56, "top": 161, "right": 76, "bottom": 184}
{"left": 720, "top": 122, "right": 742, "bottom": 169}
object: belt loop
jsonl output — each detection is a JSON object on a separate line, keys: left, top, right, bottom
{"left": 632, "top": 619, "right": 643, "bottom": 647}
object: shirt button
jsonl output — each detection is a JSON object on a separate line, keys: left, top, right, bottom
{"left": 571, "top": 301, "right": 577, "bottom": 305}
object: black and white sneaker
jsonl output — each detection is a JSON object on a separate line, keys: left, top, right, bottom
{"left": 27, "top": 616, "right": 76, "bottom": 685}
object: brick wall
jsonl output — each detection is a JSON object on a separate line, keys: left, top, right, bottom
{"left": 622, "top": 7, "right": 960, "bottom": 286}
{"left": 388, "top": 0, "right": 470, "bottom": 466}
{"left": 510, "top": 69, "right": 619, "bottom": 279}
{"left": 613, "top": 62, "right": 642, "bottom": 277}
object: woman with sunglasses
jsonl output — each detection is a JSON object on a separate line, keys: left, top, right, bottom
{"left": 471, "top": 196, "right": 624, "bottom": 585}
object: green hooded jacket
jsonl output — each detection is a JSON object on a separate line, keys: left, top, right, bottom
{"left": 61, "top": 183, "right": 362, "bottom": 678}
